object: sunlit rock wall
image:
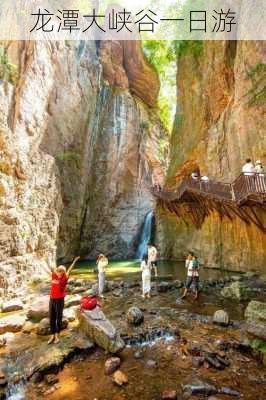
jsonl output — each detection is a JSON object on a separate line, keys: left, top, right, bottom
{"left": 157, "top": 41, "right": 266, "bottom": 272}
{"left": 0, "top": 39, "right": 166, "bottom": 296}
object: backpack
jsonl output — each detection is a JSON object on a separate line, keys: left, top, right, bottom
{"left": 191, "top": 259, "right": 199, "bottom": 269}
{"left": 80, "top": 296, "right": 99, "bottom": 311}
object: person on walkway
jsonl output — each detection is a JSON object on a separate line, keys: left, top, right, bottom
{"left": 181, "top": 254, "right": 200, "bottom": 301}
{"left": 96, "top": 254, "right": 108, "bottom": 298}
{"left": 148, "top": 243, "right": 158, "bottom": 277}
{"left": 242, "top": 158, "right": 255, "bottom": 175}
{"left": 46, "top": 256, "right": 80, "bottom": 344}
{"left": 255, "top": 160, "right": 264, "bottom": 174}
{"left": 141, "top": 254, "right": 152, "bottom": 298}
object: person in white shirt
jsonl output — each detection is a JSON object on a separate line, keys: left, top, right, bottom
{"left": 140, "top": 255, "right": 151, "bottom": 298}
{"left": 96, "top": 254, "right": 108, "bottom": 298}
{"left": 242, "top": 158, "right": 255, "bottom": 176}
{"left": 148, "top": 244, "right": 158, "bottom": 277}
{"left": 181, "top": 253, "right": 200, "bottom": 300}
{"left": 255, "top": 160, "right": 264, "bottom": 174}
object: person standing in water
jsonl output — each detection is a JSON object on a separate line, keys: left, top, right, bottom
{"left": 181, "top": 253, "right": 200, "bottom": 300}
{"left": 96, "top": 254, "right": 108, "bottom": 298}
{"left": 148, "top": 243, "right": 158, "bottom": 277}
{"left": 141, "top": 254, "right": 152, "bottom": 298}
{"left": 46, "top": 256, "right": 80, "bottom": 344}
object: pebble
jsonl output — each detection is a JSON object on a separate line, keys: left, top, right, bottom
{"left": 105, "top": 357, "right": 121, "bottom": 375}
{"left": 146, "top": 359, "right": 157, "bottom": 368}
{"left": 112, "top": 370, "right": 128, "bottom": 386}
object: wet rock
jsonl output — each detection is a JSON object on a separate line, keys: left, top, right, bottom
{"left": 146, "top": 359, "right": 157, "bottom": 368}
{"left": 0, "top": 370, "right": 7, "bottom": 387}
{"left": 64, "top": 307, "right": 77, "bottom": 322}
{"left": 219, "top": 387, "right": 241, "bottom": 397}
{"left": 105, "top": 357, "right": 121, "bottom": 375}
{"left": 173, "top": 280, "right": 183, "bottom": 289}
{"left": 113, "top": 289, "right": 123, "bottom": 297}
{"left": 27, "top": 296, "right": 49, "bottom": 322}
{"left": 192, "top": 356, "right": 205, "bottom": 368}
{"left": 182, "top": 381, "right": 218, "bottom": 396}
{"left": 77, "top": 307, "right": 125, "bottom": 353}
{"left": 157, "top": 282, "right": 172, "bottom": 293}
{"left": 36, "top": 317, "right": 68, "bottom": 336}
{"left": 134, "top": 350, "right": 144, "bottom": 359}
{"left": 45, "top": 374, "right": 59, "bottom": 385}
{"left": 22, "top": 321, "right": 37, "bottom": 334}
{"left": 161, "top": 389, "right": 177, "bottom": 399}
{"left": 126, "top": 307, "right": 144, "bottom": 326}
{"left": 1, "top": 299, "right": 23, "bottom": 313}
{"left": 245, "top": 301, "right": 266, "bottom": 341}
{"left": 205, "top": 356, "right": 224, "bottom": 370}
{"left": 0, "top": 314, "right": 26, "bottom": 334}
{"left": 112, "top": 370, "right": 128, "bottom": 386}
{"left": 221, "top": 282, "right": 253, "bottom": 301}
{"left": 213, "top": 310, "right": 230, "bottom": 326}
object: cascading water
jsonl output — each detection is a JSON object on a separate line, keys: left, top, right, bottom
{"left": 136, "top": 211, "right": 153, "bottom": 260}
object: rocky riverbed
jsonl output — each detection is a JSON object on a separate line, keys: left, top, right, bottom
{"left": 0, "top": 262, "right": 266, "bottom": 399}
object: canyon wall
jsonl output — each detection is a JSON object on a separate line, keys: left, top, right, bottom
{"left": 0, "top": 40, "right": 166, "bottom": 296}
{"left": 157, "top": 40, "right": 266, "bottom": 272}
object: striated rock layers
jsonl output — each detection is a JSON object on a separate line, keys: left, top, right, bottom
{"left": 0, "top": 40, "right": 166, "bottom": 296}
{"left": 157, "top": 41, "right": 266, "bottom": 272}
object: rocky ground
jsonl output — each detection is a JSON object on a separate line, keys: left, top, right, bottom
{"left": 0, "top": 270, "right": 266, "bottom": 399}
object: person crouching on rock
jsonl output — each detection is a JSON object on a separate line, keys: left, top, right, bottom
{"left": 46, "top": 256, "right": 80, "bottom": 344}
{"left": 141, "top": 254, "right": 151, "bottom": 299}
{"left": 96, "top": 254, "right": 108, "bottom": 298}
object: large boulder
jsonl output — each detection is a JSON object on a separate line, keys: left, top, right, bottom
{"left": 76, "top": 307, "right": 125, "bottom": 354}
{"left": 27, "top": 296, "right": 49, "bottom": 322}
{"left": 221, "top": 282, "right": 252, "bottom": 301}
{"left": 245, "top": 301, "right": 266, "bottom": 341}
{"left": 0, "top": 314, "right": 26, "bottom": 334}
{"left": 1, "top": 299, "right": 24, "bottom": 313}
{"left": 36, "top": 317, "right": 68, "bottom": 336}
{"left": 213, "top": 310, "right": 230, "bottom": 326}
{"left": 126, "top": 307, "right": 144, "bottom": 326}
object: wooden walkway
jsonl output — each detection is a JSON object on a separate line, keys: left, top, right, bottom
{"left": 151, "top": 173, "right": 266, "bottom": 232}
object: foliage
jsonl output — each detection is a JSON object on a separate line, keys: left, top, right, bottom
{"left": 245, "top": 62, "right": 266, "bottom": 107}
{"left": 142, "top": 40, "right": 177, "bottom": 132}
{"left": 55, "top": 151, "right": 81, "bottom": 163}
{"left": 140, "top": 120, "right": 150, "bottom": 130}
{"left": 251, "top": 339, "right": 266, "bottom": 353}
{"left": 0, "top": 46, "right": 18, "bottom": 84}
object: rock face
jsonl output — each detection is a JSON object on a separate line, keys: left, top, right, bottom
{"left": 157, "top": 40, "right": 266, "bottom": 272}
{"left": 245, "top": 301, "right": 266, "bottom": 340}
{"left": 0, "top": 39, "right": 166, "bottom": 296}
{"left": 77, "top": 307, "right": 125, "bottom": 353}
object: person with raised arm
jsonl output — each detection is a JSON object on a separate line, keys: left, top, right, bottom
{"left": 45, "top": 256, "right": 80, "bottom": 344}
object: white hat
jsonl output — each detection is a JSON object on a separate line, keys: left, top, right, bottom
{"left": 255, "top": 160, "right": 262, "bottom": 165}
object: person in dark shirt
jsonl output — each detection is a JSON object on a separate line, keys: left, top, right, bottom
{"left": 45, "top": 256, "right": 80, "bottom": 344}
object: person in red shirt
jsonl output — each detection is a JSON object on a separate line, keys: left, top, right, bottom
{"left": 46, "top": 256, "right": 80, "bottom": 344}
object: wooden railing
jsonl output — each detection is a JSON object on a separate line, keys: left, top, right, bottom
{"left": 152, "top": 173, "right": 266, "bottom": 205}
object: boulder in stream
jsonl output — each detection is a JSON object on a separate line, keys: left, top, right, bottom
{"left": 0, "top": 314, "right": 26, "bottom": 334}
{"left": 105, "top": 357, "right": 121, "bottom": 375}
{"left": 76, "top": 307, "right": 125, "bottom": 354}
{"left": 126, "top": 307, "right": 144, "bottom": 326}
{"left": 36, "top": 317, "right": 68, "bottom": 336}
{"left": 245, "top": 300, "right": 266, "bottom": 341}
{"left": 221, "top": 281, "right": 252, "bottom": 301}
{"left": 213, "top": 310, "right": 230, "bottom": 326}
{"left": 27, "top": 296, "right": 49, "bottom": 322}
{"left": 182, "top": 381, "right": 218, "bottom": 396}
{"left": 1, "top": 299, "right": 24, "bottom": 313}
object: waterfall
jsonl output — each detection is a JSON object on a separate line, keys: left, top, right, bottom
{"left": 136, "top": 211, "right": 153, "bottom": 260}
